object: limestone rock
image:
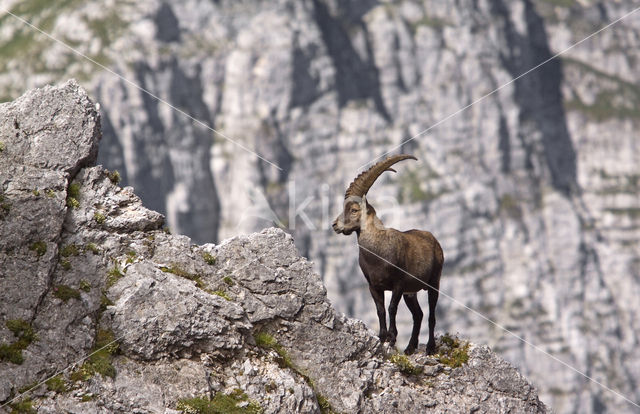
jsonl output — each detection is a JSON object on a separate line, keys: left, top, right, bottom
{"left": 0, "top": 82, "right": 547, "bottom": 413}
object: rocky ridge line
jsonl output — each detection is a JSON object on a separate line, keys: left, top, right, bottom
{"left": 0, "top": 81, "right": 546, "bottom": 413}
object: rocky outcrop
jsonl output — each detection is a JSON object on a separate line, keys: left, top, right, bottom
{"left": 1, "top": 1, "right": 639, "bottom": 412}
{"left": 0, "top": 83, "right": 547, "bottom": 413}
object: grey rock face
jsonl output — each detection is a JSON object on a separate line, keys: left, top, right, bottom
{"left": 0, "top": 82, "right": 547, "bottom": 413}
{"left": 1, "top": 1, "right": 639, "bottom": 412}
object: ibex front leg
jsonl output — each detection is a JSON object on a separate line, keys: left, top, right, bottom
{"left": 369, "top": 286, "right": 390, "bottom": 342}
{"left": 387, "top": 288, "right": 403, "bottom": 347}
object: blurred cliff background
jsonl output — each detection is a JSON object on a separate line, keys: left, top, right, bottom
{"left": 0, "top": 0, "right": 638, "bottom": 412}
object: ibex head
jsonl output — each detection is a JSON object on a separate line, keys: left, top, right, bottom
{"left": 332, "top": 154, "right": 417, "bottom": 235}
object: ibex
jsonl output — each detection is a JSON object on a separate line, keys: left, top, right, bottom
{"left": 332, "top": 155, "right": 444, "bottom": 355}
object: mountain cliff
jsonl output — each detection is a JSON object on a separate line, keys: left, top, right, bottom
{"left": 0, "top": 1, "right": 639, "bottom": 412}
{"left": 0, "top": 81, "right": 548, "bottom": 413}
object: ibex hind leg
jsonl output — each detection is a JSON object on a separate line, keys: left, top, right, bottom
{"left": 426, "top": 287, "right": 439, "bottom": 355}
{"left": 402, "top": 293, "right": 423, "bottom": 355}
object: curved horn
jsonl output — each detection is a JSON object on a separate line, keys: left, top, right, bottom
{"left": 345, "top": 154, "right": 417, "bottom": 198}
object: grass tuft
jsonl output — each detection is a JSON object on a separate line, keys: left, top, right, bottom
{"left": 437, "top": 333, "right": 470, "bottom": 368}
{"left": 106, "top": 265, "right": 124, "bottom": 288}
{"left": 60, "top": 244, "right": 80, "bottom": 257}
{"left": 93, "top": 211, "right": 106, "bottom": 224}
{"left": 29, "top": 241, "right": 47, "bottom": 256}
{"left": 79, "top": 280, "right": 91, "bottom": 292}
{"left": 389, "top": 353, "right": 423, "bottom": 375}
{"left": 160, "top": 264, "right": 208, "bottom": 290}
{"left": 202, "top": 252, "right": 216, "bottom": 265}
{"left": 177, "top": 390, "right": 263, "bottom": 414}
{"left": 212, "top": 290, "right": 231, "bottom": 301}
{"left": 59, "top": 258, "right": 72, "bottom": 271}
{"left": 0, "top": 319, "right": 37, "bottom": 365}
{"left": 70, "top": 329, "right": 119, "bottom": 381}
{"left": 85, "top": 243, "right": 100, "bottom": 254}
{"left": 9, "top": 397, "right": 36, "bottom": 414}
{"left": 53, "top": 285, "right": 81, "bottom": 302}
{"left": 45, "top": 374, "right": 68, "bottom": 393}
{"left": 66, "top": 182, "right": 81, "bottom": 209}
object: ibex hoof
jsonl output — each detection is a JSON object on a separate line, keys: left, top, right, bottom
{"left": 426, "top": 341, "right": 437, "bottom": 356}
{"left": 404, "top": 345, "right": 416, "bottom": 355}
{"left": 379, "top": 332, "right": 392, "bottom": 343}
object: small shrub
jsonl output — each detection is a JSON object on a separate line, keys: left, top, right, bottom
{"left": 53, "top": 285, "right": 81, "bottom": 302}
{"left": 202, "top": 252, "right": 216, "bottom": 265}
{"left": 93, "top": 212, "right": 106, "bottom": 224}
{"left": 45, "top": 374, "right": 68, "bottom": 393}
{"left": 45, "top": 189, "right": 55, "bottom": 198}
{"left": 222, "top": 276, "right": 234, "bottom": 286}
{"left": 107, "top": 170, "right": 121, "bottom": 184}
{"left": 29, "top": 241, "right": 47, "bottom": 256}
{"left": 0, "top": 141, "right": 5, "bottom": 152}
{"left": 31, "top": 189, "right": 39, "bottom": 196}
{"left": 389, "top": 353, "right": 423, "bottom": 376}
